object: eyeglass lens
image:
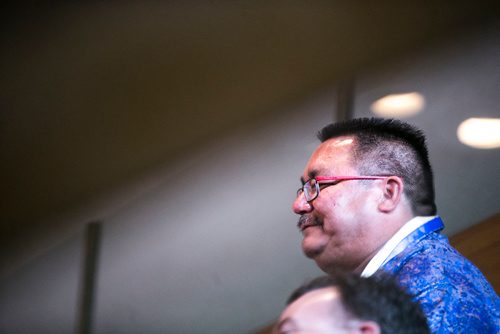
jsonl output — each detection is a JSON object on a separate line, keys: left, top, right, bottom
{"left": 304, "top": 179, "right": 318, "bottom": 201}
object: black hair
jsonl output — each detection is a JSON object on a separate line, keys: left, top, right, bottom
{"left": 318, "top": 117, "right": 436, "bottom": 215}
{"left": 287, "top": 272, "right": 430, "bottom": 334}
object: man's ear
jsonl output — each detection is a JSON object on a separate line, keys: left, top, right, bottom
{"left": 356, "top": 320, "right": 381, "bottom": 334}
{"left": 378, "top": 176, "right": 404, "bottom": 213}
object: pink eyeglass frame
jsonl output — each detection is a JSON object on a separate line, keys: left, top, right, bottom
{"left": 315, "top": 175, "right": 388, "bottom": 183}
{"left": 298, "top": 175, "right": 390, "bottom": 202}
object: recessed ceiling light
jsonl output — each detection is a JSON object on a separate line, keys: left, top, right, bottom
{"left": 457, "top": 118, "right": 500, "bottom": 149}
{"left": 370, "top": 92, "right": 425, "bottom": 118}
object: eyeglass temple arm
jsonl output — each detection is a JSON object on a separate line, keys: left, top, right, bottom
{"left": 315, "top": 176, "right": 388, "bottom": 181}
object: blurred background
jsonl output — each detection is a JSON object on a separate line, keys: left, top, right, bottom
{"left": 1, "top": 2, "right": 499, "bottom": 333}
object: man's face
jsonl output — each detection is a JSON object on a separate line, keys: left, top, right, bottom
{"left": 292, "top": 136, "right": 382, "bottom": 273}
{"left": 274, "top": 287, "right": 353, "bottom": 334}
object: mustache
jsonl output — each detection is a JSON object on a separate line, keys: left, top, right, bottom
{"left": 297, "top": 215, "right": 322, "bottom": 231}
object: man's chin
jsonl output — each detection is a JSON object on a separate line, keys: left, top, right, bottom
{"left": 302, "top": 227, "right": 329, "bottom": 249}
{"left": 304, "top": 250, "right": 333, "bottom": 274}
{"left": 301, "top": 240, "right": 326, "bottom": 259}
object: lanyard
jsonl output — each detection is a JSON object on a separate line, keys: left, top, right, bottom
{"left": 361, "top": 216, "right": 444, "bottom": 277}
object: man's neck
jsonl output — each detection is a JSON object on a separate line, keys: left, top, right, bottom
{"left": 352, "top": 215, "right": 411, "bottom": 274}
{"left": 352, "top": 245, "right": 387, "bottom": 275}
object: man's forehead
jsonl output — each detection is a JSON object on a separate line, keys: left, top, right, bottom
{"left": 302, "top": 136, "right": 356, "bottom": 178}
{"left": 292, "top": 287, "right": 340, "bottom": 307}
{"left": 281, "top": 287, "right": 340, "bottom": 316}
{"left": 317, "top": 136, "right": 356, "bottom": 153}
{"left": 325, "top": 137, "right": 355, "bottom": 148}
{"left": 279, "top": 287, "right": 342, "bottom": 323}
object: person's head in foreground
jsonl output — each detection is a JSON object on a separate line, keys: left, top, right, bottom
{"left": 274, "top": 272, "right": 429, "bottom": 334}
{"left": 293, "top": 117, "right": 436, "bottom": 274}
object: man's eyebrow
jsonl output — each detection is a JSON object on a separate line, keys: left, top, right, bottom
{"left": 276, "top": 318, "right": 296, "bottom": 332}
{"left": 300, "top": 170, "right": 319, "bottom": 184}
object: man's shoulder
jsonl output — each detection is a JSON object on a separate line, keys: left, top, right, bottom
{"left": 382, "top": 233, "right": 499, "bottom": 333}
{"left": 384, "top": 232, "right": 495, "bottom": 294}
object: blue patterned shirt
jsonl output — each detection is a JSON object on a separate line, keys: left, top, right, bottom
{"left": 380, "top": 228, "right": 499, "bottom": 333}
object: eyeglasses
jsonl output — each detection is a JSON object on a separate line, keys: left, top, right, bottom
{"left": 297, "top": 175, "right": 389, "bottom": 202}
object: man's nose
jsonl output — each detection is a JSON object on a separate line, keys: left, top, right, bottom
{"left": 292, "top": 192, "right": 313, "bottom": 214}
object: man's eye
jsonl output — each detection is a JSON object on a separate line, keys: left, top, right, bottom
{"left": 319, "top": 180, "right": 340, "bottom": 188}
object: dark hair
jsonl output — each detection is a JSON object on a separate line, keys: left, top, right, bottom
{"left": 287, "top": 272, "right": 430, "bottom": 334}
{"left": 318, "top": 117, "right": 436, "bottom": 215}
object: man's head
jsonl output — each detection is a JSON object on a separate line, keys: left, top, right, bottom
{"left": 274, "top": 272, "right": 429, "bottom": 334}
{"left": 317, "top": 118, "right": 436, "bottom": 215}
{"left": 293, "top": 118, "right": 436, "bottom": 273}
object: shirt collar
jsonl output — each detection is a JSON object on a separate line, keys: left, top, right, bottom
{"left": 361, "top": 216, "right": 438, "bottom": 277}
